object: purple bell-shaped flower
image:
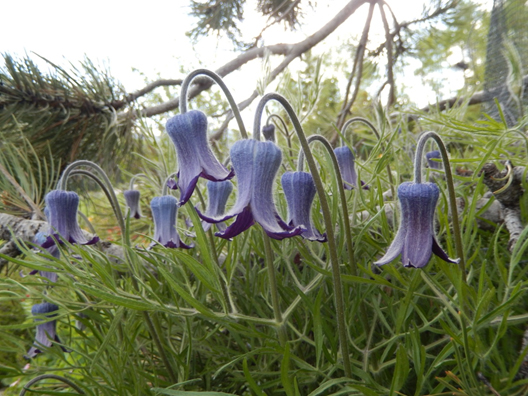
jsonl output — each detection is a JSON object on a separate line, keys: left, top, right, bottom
{"left": 426, "top": 150, "right": 442, "bottom": 170}
{"left": 40, "top": 190, "right": 99, "bottom": 249}
{"left": 31, "top": 231, "right": 59, "bottom": 282}
{"left": 281, "top": 171, "right": 326, "bottom": 242}
{"left": 334, "top": 146, "right": 359, "bottom": 190}
{"left": 198, "top": 139, "right": 303, "bottom": 240}
{"left": 26, "top": 302, "right": 68, "bottom": 359}
{"left": 374, "top": 182, "right": 459, "bottom": 268}
{"left": 150, "top": 195, "right": 193, "bottom": 249}
{"left": 201, "top": 180, "right": 233, "bottom": 232}
{"left": 166, "top": 110, "right": 234, "bottom": 205}
{"left": 124, "top": 190, "right": 142, "bottom": 219}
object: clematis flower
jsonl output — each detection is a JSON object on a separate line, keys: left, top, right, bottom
{"left": 40, "top": 190, "right": 99, "bottom": 249}
{"left": 201, "top": 180, "right": 233, "bottom": 232}
{"left": 334, "top": 146, "right": 368, "bottom": 190}
{"left": 29, "top": 232, "right": 59, "bottom": 283}
{"left": 426, "top": 150, "right": 442, "bottom": 170}
{"left": 197, "top": 139, "right": 303, "bottom": 240}
{"left": 374, "top": 182, "right": 459, "bottom": 268}
{"left": 281, "top": 171, "right": 327, "bottom": 242}
{"left": 124, "top": 189, "right": 142, "bottom": 219}
{"left": 166, "top": 110, "right": 234, "bottom": 205}
{"left": 150, "top": 195, "right": 192, "bottom": 248}
{"left": 26, "top": 302, "right": 68, "bottom": 359}
{"left": 262, "top": 124, "right": 276, "bottom": 142}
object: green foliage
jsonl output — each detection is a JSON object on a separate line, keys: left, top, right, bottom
{"left": 2, "top": 100, "right": 528, "bottom": 395}
{"left": 406, "top": 0, "right": 489, "bottom": 93}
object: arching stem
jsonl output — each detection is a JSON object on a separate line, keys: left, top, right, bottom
{"left": 180, "top": 69, "right": 248, "bottom": 139}
{"left": 58, "top": 161, "right": 125, "bottom": 242}
{"left": 254, "top": 92, "right": 352, "bottom": 378}
{"left": 297, "top": 134, "right": 370, "bottom": 341}
{"left": 267, "top": 113, "right": 293, "bottom": 159}
{"left": 413, "top": 131, "right": 465, "bottom": 274}
{"left": 129, "top": 173, "right": 149, "bottom": 191}
{"left": 20, "top": 374, "right": 84, "bottom": 396}
{"left": 341, "top": 116, "right": 395, "bottom": 198}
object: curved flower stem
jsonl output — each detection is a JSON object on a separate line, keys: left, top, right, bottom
{"left": 341, "top": 116, "right": 395, "bottom": 198}
{"left": 262, "top": 229, "right": 288, "bottom": 346}
{"left": 20, "top": 374, "right": 84, "bottom": 396}
{"left": 413, "top": 131, "right": 465, "bottom": 275}
{"left": 59, "top": 161, "right": 125, "bottom": 241}
{"left": 129, "top": 173, "right": 149, "bottom": 191}
{"left": 297, "top": 135, "right": 356, "bottom": 275}
{"left": 254, "top": 92, "right": 352, "bottom": 378}
{"left": 180, "top": 69, "right": 248, "bottom": 139}
{"left": 297, "top": 134, "right": 370, "bottom": 342}
{"left": 267, "top": 113, "right": 293, "bottom": 159}
{"left": 60, "top": 163, "right": 178, "bottom": 382}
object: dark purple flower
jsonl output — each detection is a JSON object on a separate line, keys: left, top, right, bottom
{"left": 166, "top": 110, "right": 234, "bottom": 205}
{"left": 26, "top": 303, "right": 67, "bottom": 359}
{"left": 150, "top": 195, "right": 193, "bottom": 249}
{"left": 334, "top": 146, "right": 368, "bottom": 190}
{"left": 426, "top": 150, "right": 442, "bottom": 170}
{"left": 124, "top": 189, "right": 142, "bottom": 219}
{"left": 41, "top": 190, "right": 99, "bottom": 249}
{"left": 262, "top": 124, "right": 276, "bottom": 142}
{"left": 374, "top": 182, "right": 459, "bottom": 268}
{"left": 198, "top": 139, "right": 302, "bottom": 240}
{"left": 281, "top": 171, "right": 326, "bottom": 242}
{"left": 201, "top": 180, "right": 233, "bottom": 232}
{"left": 31, "top": 232, "right": 59, "bottom": 282}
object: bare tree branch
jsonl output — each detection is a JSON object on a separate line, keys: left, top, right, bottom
{"left": 125, "top": 0, "right": 369, "bottom": 126}
{"left": 336, "top": 1, "right": 375, "bottom": 131}
{"left": 111, "top": 79, "right": 183, "bottom": 109}
{"left": 379, "top": 2, "right": 395, "bottom": 107}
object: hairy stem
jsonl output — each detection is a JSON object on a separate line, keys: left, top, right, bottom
{"left": 180, "top": 69, "right": 247, "bottom": 139}
{"left": 254, "top": 92, "right": 352, "bottom": 378}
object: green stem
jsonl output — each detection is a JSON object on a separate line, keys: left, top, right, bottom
{"left": 340, "top": 116, "right": 395, "bottom": 198}
{"left": 413, "top": 132, "right": 465, "bottom": 275}
{"left": 297, "top": 134, "right": 370, "bottom": 347}
{"left": 129, "top": 173, "right": 149, "bottom": 191}
{"left": 267, "top": 113, "right": 293, "bottom": 160}
{"left": 262, "top": 229, "right": 287, "bottom": 346}
{"left": 142, "top": 311, "right": 178, "bottom": 383}
{"left": 253, "top": 92, "right": 352, "bottom": 378}
{"left": 60, "top": 162, "right": 179, "bottom": 382}
{"left": 58, "top": 160, "right": 125, "bottom": 242}
{"left": 20, "top": 374, "right": 84, "bottom": 396}
{"left": 180, "top": 69, "right": 248, "bottom": 139}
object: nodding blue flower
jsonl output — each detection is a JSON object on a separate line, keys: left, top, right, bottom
{"left": 201, "top": 180, "right": 233, "bottom": 232}
{"left": 166, "top": 110, "right": 234, "bottom": 205}
{"left": 426, "top": 150, "right": 442, "bottom": 170}
{"left": 150, "top": 195, "right": 193, "bottom": 249}
{"left": 374, "top": 182, "right": 459, "bottom": 268}
{"left": 281, "top": 171, "right": 327, "bottom": 242}
{"left": 30, "top": 232, "right": 59, "bottom": 283}
{"left": 198, "top": 139, "right": 303, "bottom": 240}
{"left": 124, "top": 190, "right": 142, "bottom": 219}
{"left": 334, "top": 146, "right": 369, "bottom": 190}
{"left": 26, "top": 303, "right": 68, "bottom": 359}
{"left": 40, "top": 190, "right": 99, "bottom": 249}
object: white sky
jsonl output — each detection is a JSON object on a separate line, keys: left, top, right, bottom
{"left": 1, "top": 0, "right": 493, "bottom": 125}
